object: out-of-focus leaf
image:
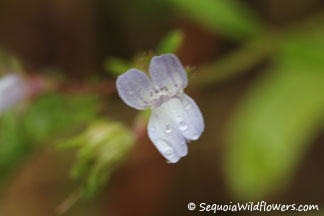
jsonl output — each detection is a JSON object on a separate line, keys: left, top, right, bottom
{"left": 193, "top": 33, "right": 278, "bottom": 86}
{"left": 168, "top": 0, "right": 263, "bottom": 40}
{"left": 104, "top": 58, "right": 132, "bottom": 77}
{"left": 0, "top": 50, "right": 23, "bottom": 74}
{"left": 224, "top": 28, "right": 324, "bottom": 200}
{"left": 23, "top": 93, "right": 98, "bottom": 143}
{"left": 0, "top": 110, "right": 30, "bottom": 186}
{"left": 104, "top": 52, "right": 154, "bottom": 77}
{"left": 279, "top": 27, "right": 324, "bottom": 71}
{"left": 105, "top": 28, "right": 185, "bottom": 77}
{"left": 133, "top": 52, "right": 154, "bottom": 73}
{"left": 157, "top": 30, "right": 184, "bottom": 54}
{"left": 58, "top": 121, "right": 135, "bottom": 197}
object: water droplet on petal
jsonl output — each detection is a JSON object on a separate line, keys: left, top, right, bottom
{"left": 185, "top": 103, "right": 191, "bottom": 110}
{"left": 178, "top": 121, "right": 188, "bottom": 131}
{"left": 192, "top": 134, "right": 199, "bottom": 140}
{"left": 164, "top": 147, "right": 173, "bottom": 156}
{"left": 128, "top": 90, "right": 134, "bottom": 95}
{"left": 155, "top": 139, "right": 174, "bottom": 156}
{"left": 165, "top": 124, "right": 172, "bottom": 133}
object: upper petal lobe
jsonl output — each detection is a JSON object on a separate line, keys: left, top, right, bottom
{"left": 116, "top": 69, "right": 153, "bottom": 110}
{"left": 149, "top": 54, "right": 188, "bottom": 96}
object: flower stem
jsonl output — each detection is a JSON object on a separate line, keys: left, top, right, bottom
{"left": 191, "top": 32, "right": 279, "bottom": 87}
{"left": 191, "top": 10, "right": 324, "bottom": 87}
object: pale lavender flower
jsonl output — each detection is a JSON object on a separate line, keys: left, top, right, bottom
{"left": 0, "top": 73, "right": 28, "bottom": 114}
{"left": 116, "top": 54, "right": 204, "bottom": 163}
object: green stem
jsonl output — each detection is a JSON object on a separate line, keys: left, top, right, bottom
{"left": 191, "top": 10, "right": 324, "bottom": 87}
{"left": 191, "top": 32, "right": 279, "bottom": 87}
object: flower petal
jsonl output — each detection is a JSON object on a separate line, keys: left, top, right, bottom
{"left": 148, "top": 105, "right": 188, "bottom": 163}
{"left": 0, "top": 74, "right": 28, "bottom": 114}
{"left": 149, "top": 54, "right": 188, "bottom": 95}
{"left": 116, "top": 69, "right": 153, "bottom": 110}
{"left": 167, "top": 94, "right": 204, "bottom": 141}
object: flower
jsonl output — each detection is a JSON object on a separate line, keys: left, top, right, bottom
{"left": 116, "top": 54, "right": 204, "bottom": 163}
{"left": 0, "top": 73, "right": 28, "bottom": 114}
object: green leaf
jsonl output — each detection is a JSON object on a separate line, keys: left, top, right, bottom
{"left": 168, "top": 0, "right": 264, "bottom": 40}
{"left": 104, "top": 58, "right": 133, "bottom": 77}
{"left": 23, "top": 93, "right": 98, "bottom": 143}
{"left": 192, "top": 33, "right": 278, "bottom": 86}
{"left": 0, "top": 110, "right": 30, "bottom": 187}
{"left": 279, "top": 27, "right": 324, "bottom": 72}
{"left": 0, "top": 50, "right": 23, "bottom": 73}
{"left": 224, "top": 28, "right": 324, "bottom": 200}
{"left": 157, "top": 30, "right": 184, "bottom": 54}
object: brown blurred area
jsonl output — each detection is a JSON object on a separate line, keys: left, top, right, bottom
{"left": 0, "top": 0, "right": 323, "bottom": 216}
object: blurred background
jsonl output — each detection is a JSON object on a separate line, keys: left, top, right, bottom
{"left": 0, "top": 0, "right": 323, "bottom": 215}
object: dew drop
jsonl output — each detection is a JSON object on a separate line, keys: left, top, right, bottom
{"left": 128, "top": 90, "right": 134, "bottom": 95}
{"left": 165, "top": 124, "right": 172, "bottom": 133}
{"left": 164, "top": 147, "right": 173, "bottom": 156}
{"left": 155, "top": 139, "right": 174, "bottom": 156}
{"left": 185, "top": 103, "right": 191, "bottom": 110}
{"left": 178, "top": 121, "right": 188, "bottom": 131}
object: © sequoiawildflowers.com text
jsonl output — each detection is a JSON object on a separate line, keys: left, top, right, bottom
{"left": 187, "top": 201, "right": 319, "bottom": 213}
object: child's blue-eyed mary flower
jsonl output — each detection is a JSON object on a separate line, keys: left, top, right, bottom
{"left": 116, "top": 54, "right": 204, "bottom": 163}
{"left": 0, "top": 73, "right": 29, "bottom": 114}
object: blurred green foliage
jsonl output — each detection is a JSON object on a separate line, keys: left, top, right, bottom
{"left": 0, "top": 93, "right": 99, "bottom": 189}
{"left": 23, "top": 93, "right": 99, "bottom": 143}
{"left": 0, "top": 51, "right": 23, "bottom": 74}
{"left": 58, "top": 121, "right": 135, "bottom": 197}
{"left": 104, "top": 58, "right": 133, "bottom": 78}
{"left": 168, "top": 0, "right": 264, "bottom": 40}
{"left": 156, "top": 30, "right": 184, "bottom": 54}
{"left": 193, "top": 33, "right": 278, "bottom": 86}
{"left": 224, "top": 24, "right": 324, "bottom": 200}
{"left": 105, "top": 29, "right": 184, "bottom": 77}
{"left": 104, "top": 54, "right": 151, "bottom": 77}
{"left": 0, "top": 110, "right": 30, "bottom": 186}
